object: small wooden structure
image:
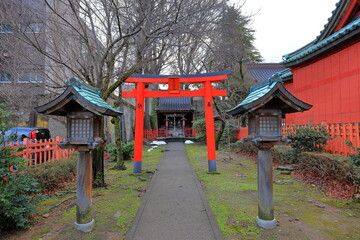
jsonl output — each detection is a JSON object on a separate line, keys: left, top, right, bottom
{"left": 227, "top": 75, "right": 311, "bottom": 229}
{"left": 156, "top": 97, "right": 194, "bottom": 138}
{"left": 35, "top": 77, "right": 122, "bottom": 232}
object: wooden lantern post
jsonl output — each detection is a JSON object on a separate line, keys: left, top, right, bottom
{"left": 249, "top": 109, "right": 283, "bottom": 228}
{"left": 227, "top": 75, "right": 312, "bottom": 229}
{"left": 35, "top": 78, "right": 122, "bottom": 232}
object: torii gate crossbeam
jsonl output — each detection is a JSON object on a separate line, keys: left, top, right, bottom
{"left": 122, "top": 70, "right": 231, "bottom": 173}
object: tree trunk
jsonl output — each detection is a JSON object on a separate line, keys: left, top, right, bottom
{"left": 238, "top": 59, "right": 244, "bottom": 80}
{"left": 112, "top": 116, "right": 126, "bottom": 170}
{"left": 92, "top": 118, "right": 105, "bottom": 187}
{"left": 213, "top": 98, "right": 226, "bottom": 150}
{"left": 92, "top": 147, "right": 105, "bottom": 187}
{"left": 28, "top": 110, "right": 37, "bottom": 127}
{"left": 144, "top": 97, "right": 151, "bottom": 129}
{"left": 215, "top": 119, "right": 226, "bottom": 150}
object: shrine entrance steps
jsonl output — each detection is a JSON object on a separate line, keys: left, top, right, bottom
{"left": 126, "top": 142, "right": 223, "bottom": 240}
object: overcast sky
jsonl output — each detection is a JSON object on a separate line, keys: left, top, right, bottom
{"left": 233, "top": 0, "right": 339, "bottom": 63}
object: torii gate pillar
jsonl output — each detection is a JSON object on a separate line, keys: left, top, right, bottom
{"left": 123, "top": 70, "right": 231, "bottom": 173}
{"left": 133, "top": 82, "right": 145, "bottom": 173}
{"left": 204, "top": 81, "right": 217, "bottom": 172}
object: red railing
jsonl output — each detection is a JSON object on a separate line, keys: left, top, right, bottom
{"left": 237, "top": 122, "right": 360, "bottom": 156}
{"left": 5, "top": 136, "right": 75, "bottom": 166}
{"left": 184, "top": 128, "right": 197, "bottom": 137}
{"left": 283, "top": 122, "right": 360, "bottom": 156}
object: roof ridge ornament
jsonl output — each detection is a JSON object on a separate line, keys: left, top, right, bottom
{"left": 249, "top": 74, "right": 283, "bottom": 93}
{"left": 67, "top": 77, "right": 101, "bottom": 95}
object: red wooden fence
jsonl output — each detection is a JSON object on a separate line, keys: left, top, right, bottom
{"left": 5, "top": 136, "right": 75, "bottom": 166}
{"left": 237, "top": 122, "right": 360, "bottom": 156}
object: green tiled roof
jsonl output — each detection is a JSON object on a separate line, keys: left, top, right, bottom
{"left": 35, "top": 78, "right": 122, "bottom": 117}
{"left": 227, "top": 68, "right": 292, "bottom": 115}
{"left": 227, "top": 75, "right": 282, "bottom": 114}
{"left": 282, "top": 17, "right": 360, "bottom": 65}
{"left": 277, "top": 68, "right": 293, "bottom": 81}
{"left": 227, "top": 74, "right": 312, "bottom": 116}
{"left": 67, "top": 78, "right": 121, "bottom": 115}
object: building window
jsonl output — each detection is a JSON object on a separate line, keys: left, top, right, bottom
{"left": 19, "top": 23, "right": 44, "bottom": 33}
{"left": 0, "top": 24, "right": 14, "bottom": 33}
{"left": 18, "top": 71, "right": 44, "bottom": 83}
{"left": 0, "top": 72, "right": 12, "bottom": 83}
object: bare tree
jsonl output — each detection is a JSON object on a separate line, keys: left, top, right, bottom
{"left": 0, "top": 0, "right": 230, "bottom": 183}
{"left": 168, "top": 4, "right": 261, "bottom": 149}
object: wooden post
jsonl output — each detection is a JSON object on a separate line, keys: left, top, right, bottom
{"left": 204, "top": 81, "right": 217, "bottom": 172}
{"left": 134, "top": 82, "right": 145, "bottom": 173}
{"left": 256, "top": 142, "right": 276, "bottom": 229}
{"left": 55, "top": 136, "right": 62, "bottom": 160}
{"left": 75, "top": 150, "right": 94, "bottom": 232}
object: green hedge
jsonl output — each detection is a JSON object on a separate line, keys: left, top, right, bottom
{"left": 106, "top": 141, "right": 134, "bottom": 161}
{"left": 26, "top": 158, "right": 76, "bottom": 192}
{"left": 0, "top": 104, "right": 41, "bottom": 231}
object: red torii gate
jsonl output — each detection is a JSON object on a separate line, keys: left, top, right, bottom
{"left": 122, "top": 70, "right": 231, "bottom": 173}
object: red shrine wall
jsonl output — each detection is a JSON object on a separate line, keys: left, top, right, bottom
{"left": 284, "top": 42, "right": 360, "bottom": 125}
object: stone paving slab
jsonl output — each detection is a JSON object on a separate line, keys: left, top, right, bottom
{"left": 126, "top": 142, "right": 223, "bottom": 240}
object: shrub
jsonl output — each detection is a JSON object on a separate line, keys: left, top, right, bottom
{"left": 345, "top": 140, "right": 360, "bottom": 178}
{"left": 220, "top": 123, "right": 239, "bottom": 144}
{"left": 192, "top": 119, "right": 206, "bottom": 142}
{"left": 122, "top": 141, "right": 134, "bottom": 160}
{"left": 286, "top": 124, "right": 331, "bottom": 154}
{"left": 106, "top": 141, "right": 134, "bottom": 161}
{"left": 345, "top": 140, "right": 360, "bottom": 167}
{"left": 297, "top": 152, "right": 357, "bottom": 184}
{"left": 0, "top": 104, "right": 41, "bottom": 231}
{"left": 26, "top": 158, "right": 76, "bottom": 192}
{"left": 231, "top": 140, "right": 258, "bottom": 154}
{"left": 106, "top": 143, "right": 117, "bottom": 161}
{"left": 271, "top": 145, "right": 296, "bottom": 164}
{"left": 193, "top": 119, "right": 239, "bottom": 144}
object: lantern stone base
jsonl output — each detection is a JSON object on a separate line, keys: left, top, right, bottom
{"left": 256, "top": 216, "right": 277, "bottom": 229}
{"left": 75, "top": 219, "right": 95, "bottom": 232}
{"left": 208, "top": 160, "right": 217, "bottom": 172}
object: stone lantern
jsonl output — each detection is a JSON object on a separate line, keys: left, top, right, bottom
{"left": 227, "top": 74, "right": 312, "bottom": 229}
{"left": 35, "top": 77, "right": 122, "bottom": 232}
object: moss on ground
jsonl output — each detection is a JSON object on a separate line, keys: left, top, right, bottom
{"left": 186, "top": 143, "right": 360, "bottom": 240}
{"left": 30, "top": 228, "right": 51, "bottom": 240}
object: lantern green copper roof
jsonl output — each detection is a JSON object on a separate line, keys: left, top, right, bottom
{"left": 67, "top": 78, "right": 121, "bottom": 115}
{"left": 227, "top": 75, "right": 282, "bottom": 114}
{"left": 35, "top": 77, "right": 122, "bottom": 117}
{"left": 227, "top": 74, "right": 312, "bottom": 116}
